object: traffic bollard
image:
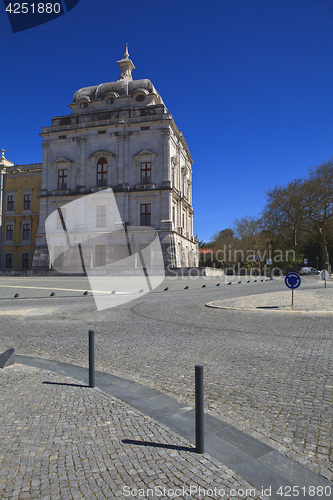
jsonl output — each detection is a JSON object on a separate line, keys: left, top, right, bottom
{"left": 195, "top": 364, "right": 204, "bottom": 453}
{"left": 89, "top": 330, "right": 95, "bottom": 388}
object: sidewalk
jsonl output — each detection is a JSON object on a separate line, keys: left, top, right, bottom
{"left": 206, "top": 287, "right": 333, "bottom": 313}
{"left": 0, "top": 364, "right": 269, "bottom": 500}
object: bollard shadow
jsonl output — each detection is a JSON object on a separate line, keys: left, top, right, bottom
{"left": 42, "top": 381, "right": 88, "bottom": 388}
{"left": 122, "top": 438, "right": 195, "bottom": 453}
{"left": 256, "top": 306, "right": 279, "bottom": 309}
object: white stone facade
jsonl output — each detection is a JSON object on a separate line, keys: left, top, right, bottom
{"left": 32, "top": 49, "right": 198, "bottom": 270}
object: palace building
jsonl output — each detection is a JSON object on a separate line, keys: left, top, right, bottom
{"left": 0, "top": 151, "right": 42, "bottom": 271}
{"left": 14, "top": 49, "right": 199, "bottom": 271}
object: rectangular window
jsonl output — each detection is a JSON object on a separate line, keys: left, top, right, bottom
{"left": 96, "top": 205, "right": 106, "bottom": 228}
{"left": 23, "top": 194, "right": 31, "bottom": 210}
{"left": 138, "top": 243, "right": 151, "bottom": 268}
{"left": 6, "top": 224, "right": 14, "bottom": 241}
{"left": 21, "top": 253, "right": 30, "bottom": 270}
{"left": 98, "top": 130, "right": 106, "bottom": 134}
{"left": 57, "top": 208, "right": 66, "bottom": 230}
{"left": 5, "top": 253, "right": 13, "bottom": 269}
{"left": 140, "top": 162, "right": 151, "bottom": 184}
{"left": 140, "top": 203, "right": 151, "bottom": 226}
{"left": 53, "top": 245, "right": 64, "bottom": 268}
{"left": 58, "top": 169, "right": 67, "bottom": 190}
{"left": 95, "top": 245, "right": 106, "bottom": 267}
{"left": 22, "top": 223, "right": 31, "bottom": 241}
{"left": 97, "top": 163, "right": 107, "bottom": 187}
{"left": 7, "top": 195, "right": 14, "bottom": 211}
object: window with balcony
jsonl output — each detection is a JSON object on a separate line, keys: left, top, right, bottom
{"left": 97, "top": 157, "right": 107, "bottom": 187}
{"left": 140, "top": 162, "right": 151, "bottom": 184}
{"left": 134, "top": 150, "right": 156, "bottom": 187}
{"left": 140, "top": 203, "right": 151, "bottom": 226}
{"left": 58, "top": 169, "right": 67, "bottom": 190}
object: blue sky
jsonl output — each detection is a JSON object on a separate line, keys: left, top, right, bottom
{"left": 1, "top": 0, "right": 333, "bottom": 242}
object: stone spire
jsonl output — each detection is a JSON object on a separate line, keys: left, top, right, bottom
{"left": 117, "top": 45, "right": 135, "bottom": 81}
{"left": 0, "top": 148, "right": 14, "bottom": 168}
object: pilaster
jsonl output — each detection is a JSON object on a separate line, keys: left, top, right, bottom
{"left": 161, "top": 129, "right": 171, "bottom": 187}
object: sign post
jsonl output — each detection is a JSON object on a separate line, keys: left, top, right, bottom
{"left": 266, "top": 259, "right": 272, "bottom": 278}
{"left": 320, "top": 269, "right": 329, "bottom": 289}
{"left": 285, "top": 272, "right": 301, "bottom": 306}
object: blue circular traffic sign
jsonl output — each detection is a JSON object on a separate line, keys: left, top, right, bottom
{"left": 285, "top": 272, "right": 301, "bottom": 289}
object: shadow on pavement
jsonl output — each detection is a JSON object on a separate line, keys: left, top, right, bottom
{"left": 122, "top": 438, "right": 195, "bottom": 453}
{"left": 42, "top": 381, "right": 88, "bottom": 388}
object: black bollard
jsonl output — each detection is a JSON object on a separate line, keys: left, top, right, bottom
{"left": 89, "top": 330, "right": 95, "bottom": 388}
{"left": 195, "top": 364, "right": 204, "bottom": 453}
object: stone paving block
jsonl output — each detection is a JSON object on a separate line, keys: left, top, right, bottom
{"left": 0, "top": 365, "right": 270, "bottom": 499}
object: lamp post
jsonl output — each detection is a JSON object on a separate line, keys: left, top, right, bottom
{"left": 316, "top": 256, "right": 319, "bottom": 270}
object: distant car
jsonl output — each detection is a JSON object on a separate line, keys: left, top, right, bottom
{"left": 225, "top": 269, "right": 235, "bottom": 275}
{"left": 300, "top": 267, "right": 319, "bottom": 275}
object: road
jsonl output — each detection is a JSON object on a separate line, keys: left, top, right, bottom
{"left": 0, "top": 274, "right": 332, "bottom": 481}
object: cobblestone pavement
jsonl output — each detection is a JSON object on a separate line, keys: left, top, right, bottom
{"left": 0, "top": 276, "right": 332, "bottom": 483}
{"left": 0, "top": 364, "right": 269, "bottom": 500}
{"left": 206, "top": 287, "right": 333, "bottom": 313}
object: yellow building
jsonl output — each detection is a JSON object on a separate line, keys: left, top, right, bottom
{"left": 1, "top": 153, "right": 42, "bottom": 271}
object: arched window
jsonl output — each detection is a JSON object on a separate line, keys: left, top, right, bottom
{"left": 96, "top": 157, "right": 107, "bottom": 187}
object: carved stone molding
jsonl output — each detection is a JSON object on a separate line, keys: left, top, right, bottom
{"left": 171, "top": 156, "right": 178, "bottom": 168}
{"left": 52, "top": 157, "right": 73, "bottom": 166}
{"left": 89, "top": 150, "right": 115, "bottom": 160}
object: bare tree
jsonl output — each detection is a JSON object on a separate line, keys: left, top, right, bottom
{"left": 302, "top": 160, "right": 333, "bottom": 269}
{"left": 233, "top": 216, "right": 266, "bottom": 268}
{"left": 262, "top": 179, "right": 307, "bottom": 247}
{"left": 261, "top": 159, "right": 333, "bottom": 270}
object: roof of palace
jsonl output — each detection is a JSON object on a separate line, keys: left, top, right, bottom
{"left": 72, "top": 47, "right": 161, "bottom": 105}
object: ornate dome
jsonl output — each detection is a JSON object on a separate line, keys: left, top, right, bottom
{"left": 73, "top": 79, "right": 157, "bottom": 104}
{"left": 72, "top": 48, "right": 161, "bottom": 105}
